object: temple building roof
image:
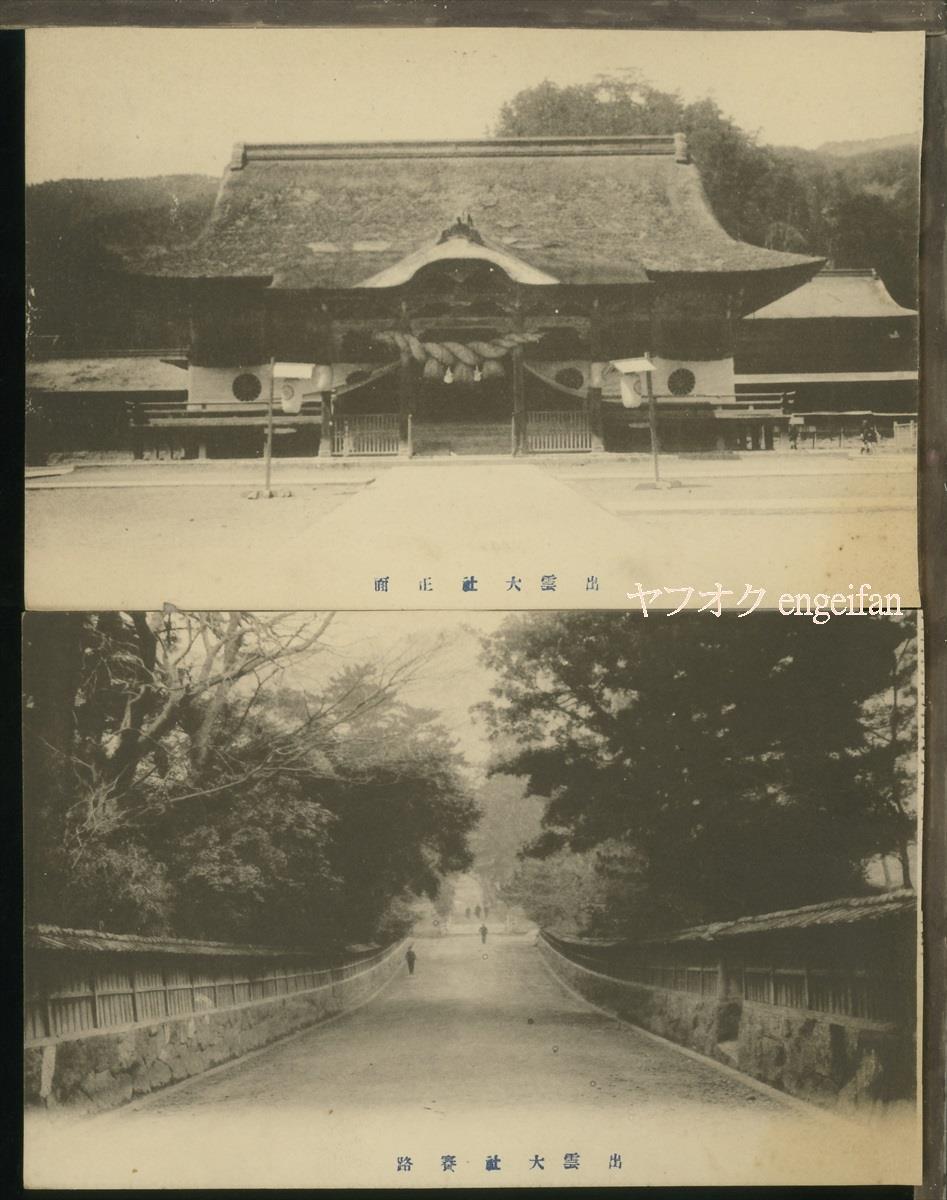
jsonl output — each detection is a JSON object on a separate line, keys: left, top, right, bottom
{"left": 129, "top": 136, "right": 823, "bottom": 297}
{"left": 746, "top": 268, "right": 916, "bottom": 320}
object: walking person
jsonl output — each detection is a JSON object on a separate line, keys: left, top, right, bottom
{"left": 860, "top": 418, "right": 878, "bottom": 454}
{"left": 479, "top": 923, "right": 488, "bottom": 945}
{"left": 405, "top": 946, "right": 417, "bottom": 976}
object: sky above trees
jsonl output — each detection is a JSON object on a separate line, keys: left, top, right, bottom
{"left": 25, "top": 27, "right": 923, "bottom": 181}
{"left": 23, "top": 610, "right": 918, "bottom": 945}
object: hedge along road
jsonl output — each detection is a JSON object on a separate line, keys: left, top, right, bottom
{"left": 24, "top": 932, "right": 915, "bottom": 1189}
{"left": 25, "top": 456, "right": 918, "bottom": 609}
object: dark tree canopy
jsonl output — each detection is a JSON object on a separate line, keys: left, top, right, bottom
{"left": 494, "top": 75, "right": 919, "bottom": 306}
{"left": 478, "top": 613, "right": 916, "bottom": 933}
{"left": 23, "top": 612, "right": 477, "bottom": 952}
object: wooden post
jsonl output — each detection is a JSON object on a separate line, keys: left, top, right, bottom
{"left": 130, "top": 965, "right": 140, "bottom": 1024}
{"left": 511, "top": 295, "right": 526, "bottom": 456}
{"left": 131, "top": 400, "right": 144, "bottom": 460}
{"left": 587, "top": 299, "right": 604, "bottom": 452}
{"left": 90, "top": 971, "right": 100, "bottom": 1029}
{"left": 511, "top": 347, "right": 525, "bottom": 455}
{"left": 263, "top": 357, "right": 275, "bottom": 494}
{"left": 397, "top": 300, "right": 414, "bottom": 458}
{"left": 644, "top": 358, "right": 661, "bottom": 485}
{"left": 397, "top": 352, "right": 414, "bottom": 457}
{"left": 319, "top": 392, "right": 334, "bottom": 457}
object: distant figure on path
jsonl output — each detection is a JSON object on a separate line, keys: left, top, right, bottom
{"left": 475, "top": 904, "right": 482, "bottom": 919}
{"left": 405, "top": 947, "right": 416, "bottom": 975}
{"left": 465, "top": 906, "right": 471, "bottom": 919}
{"left": 861, "top": 418, "right": 878, "bottom": 454}
{"left": 479, "top": 924, "right": 488, "bottom": 944}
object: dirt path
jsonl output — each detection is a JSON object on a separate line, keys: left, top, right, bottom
{"left": 26, "top": 460, "right": 917, "bottom": 609}
{"left": 24, "top": 933, "right": 915, "bottom": 1188}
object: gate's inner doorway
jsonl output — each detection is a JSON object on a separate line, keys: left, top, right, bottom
{"left": 411, "top": 375, "right": 513, "bottom": 456}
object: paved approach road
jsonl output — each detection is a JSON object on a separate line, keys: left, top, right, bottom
{"left": 24, "top": 934, "right": 913, "bottom": 1189}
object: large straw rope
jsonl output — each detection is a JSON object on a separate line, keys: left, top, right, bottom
{"left": 375, "top": 329, "right": 540, "bottom": 367}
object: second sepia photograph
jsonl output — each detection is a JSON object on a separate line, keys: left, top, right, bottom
{"left": 22, "top": 608, "right": 921, "bottom": 1188}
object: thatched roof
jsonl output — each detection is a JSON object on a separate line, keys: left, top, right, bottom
{"left": 546, "top": 890, "right": 915, "bottom": 951}
{"left": 27, "top": 924, "right": 382, "bottom": 962}
{"left": 746, "top": 269, "right": 917, "bottom": 320}
{"left": 656, "top": 890, "right": 916, "bottom": 945}
{"left": 130, "top": 137, "right": 822, "bottom": 299}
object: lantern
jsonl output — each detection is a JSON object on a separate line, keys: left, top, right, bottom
{"left": 619, "top": 375, "right": 644, "bottom": 409}
{"left": 443, "top": 366, "right": 454, "bottom": 384}
{"left": 311, "top": 363, "right": 333, "bottom": 391}
{"left": 609, "top": 357, "right": 656, "bottom": 409}
{"left": 423, "top": 358, "right": 443, "bottom": 381}
{"left": 279, "top": 381, "right": 303, "bottom": 415}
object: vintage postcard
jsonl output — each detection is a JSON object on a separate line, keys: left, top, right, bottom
{"left": 18, "top": 15, "right": 932, "bottom": 1194}
{"left": 23, "top": 25, "right": 923, "bottom": 611}
{"left": 22, "top": 608, "right": 921, "bottom": 1187}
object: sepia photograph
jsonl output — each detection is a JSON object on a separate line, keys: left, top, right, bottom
{"left": 23, "top": 26, "right": 924, "bottom": 610}
{"left": 23, "top": 609, "right": 920, "bottom": 1188}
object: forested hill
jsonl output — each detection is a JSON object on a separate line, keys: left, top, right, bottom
{"left": 814, "top": 132, "right": 916, "bottom": 158}
{"left": 27, "top": 174, "right": 219, "bottom": 275}
{"left": 765, "top": 141, "right": 919, "bottom": 305}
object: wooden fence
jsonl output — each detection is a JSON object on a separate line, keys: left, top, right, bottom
{"left": 541, "top": 890, "right": 915, "bottom": 1030}
{"left": 332, "top": 413, "right": 401, "bottom": 456}
{"left": 612, "top": 959, "right": 898, "bottom": 1020}
{"left": 25, "top": 944, "right": 396, "bottom": 1044}
{"left": 525, "top": 409, "right": 592, "bottom": 453}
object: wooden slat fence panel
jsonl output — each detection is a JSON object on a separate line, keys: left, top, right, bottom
{"left": 165, "top": 967, "right": 195, "bottom": 1016}
{"left": 96, "top": 969, "right": 136, "bottom": 1027}
{"left": 333, "top": 414, "right": 400, "bottom": 456}
{"left": 893, "top": 420, "right": 917, "bottom": 449}
{"left": 743, "top": 967, "right": 773, "bottom": 1004}
{"left": 774, "top": 969, "right": 807, "bottom": 1008}
{"left": 48, "top": 973, "right": 96, "bottom": 1036}
{"left": 525, "top": 409, "right": 591, "bottom": 453}
{"left": 25, "top": 998, "right": 49, "bottom": 1042}
{"left": 701, "top": 967, "right": 719, "bottom": 997}
{"left": 135, "top": 969, "right": 168, "bottom": 1021}
{"left": 26, "top": 942, "right": 401, "bottom": 1044}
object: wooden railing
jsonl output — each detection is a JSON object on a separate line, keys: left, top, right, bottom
{"left": 332, "top": 413, "right": 401, "bottom": 457}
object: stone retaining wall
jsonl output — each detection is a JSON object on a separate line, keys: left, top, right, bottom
{"left": 25, "top": 941, "right": 406, "bottom": 1114}
{"left": 537, "top": 936, "right": 913, "bottom": 1109}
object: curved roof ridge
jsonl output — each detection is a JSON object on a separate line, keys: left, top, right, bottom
{"left": 127, "top": 139, "right": 822, "bottom": 299}
{"left": 232, "top": 135, "right": 682, "bottom": 167}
